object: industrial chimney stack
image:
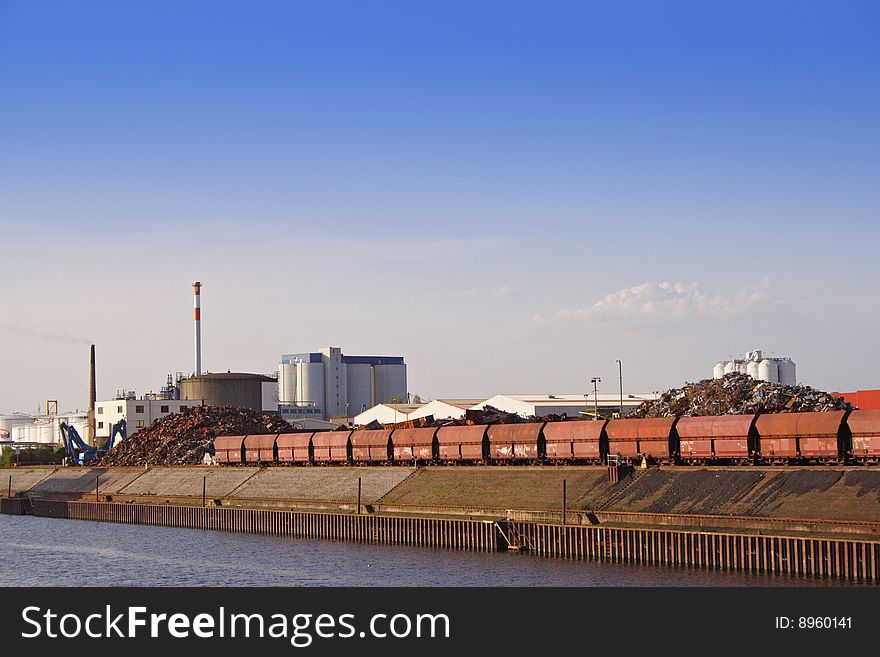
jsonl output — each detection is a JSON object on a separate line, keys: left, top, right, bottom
{"left": 87, "top": 344, "right": 96, "bottom": 446}
{"left": 193, "top": 281, "right": 202, "bottom": 376}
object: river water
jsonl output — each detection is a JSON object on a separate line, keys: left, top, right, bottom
{"left": 0, "top": 515, "right": 841, "bottom": 587}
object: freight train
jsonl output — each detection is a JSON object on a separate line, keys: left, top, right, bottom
{"left": 214, "top": 409, "right": 880, "bottom": 467}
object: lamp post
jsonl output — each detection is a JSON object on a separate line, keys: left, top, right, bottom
{"left": 616, "top": 360, "right": 623, "bottom": 418}
{"left": 590, "top": 377, "right": 601, "bottom": 420}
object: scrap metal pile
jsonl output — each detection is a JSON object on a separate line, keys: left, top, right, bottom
{"left": 96, "top": 405, "right": 292, "bottom": 466}
{"left": 632, "top": 373, "right": 853, "bottom": 418}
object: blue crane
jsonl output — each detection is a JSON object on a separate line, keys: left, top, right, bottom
{"left": 60, "top": 419, "right": 127, "bottom": 465}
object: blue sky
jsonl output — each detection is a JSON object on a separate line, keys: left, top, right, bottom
{"left": 1, "top": 1, "right": 878, "bottom": 412}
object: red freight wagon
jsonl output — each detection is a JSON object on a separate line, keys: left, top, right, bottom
{"left": 276, "top": 433, "right": 313, "bottom": 464}
{"left": 350, "top": 429, "right": 393, "bottom": 463}
{"left": 754, "top": 414, "right": 800, "bottom": 459}
{"left": 214, "top": 435, "right": 246, "bottom": 464}
{"left": 486, "top": 423, "right": 544, "bottom": 461}
{"left": 605, "top": 418, "right": 676, "bottom": 463}
{"left": 243, "top": 434, "right": 277, "bottom": 464}
{"left": 542, "top": 420, "right": 607, "bottom": 461}
{"left": 312, "top": 430, "right": 352, "bottom": 463}
{"left": 391, "top": 427, "right": 437, "bottom": 462}
{"left": 756, "top": 412, "right": 846, "bottom": 461}
{"left": 436, "top": 425, "right": 487, "bottom": 462}
{"left": 796, "top": 412, "right": 846, "bottom": 460}
{"left": 847, "top": 410, "right": 880, "bottom": 462}
{"left": 676, "top": 415, "right": 757, "bottom": 462}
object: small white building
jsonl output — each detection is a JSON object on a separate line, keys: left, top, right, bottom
{"left": 407, "top": 399, "right": 486, "bottom": 422}
{"left": 353, "top": 403, "right": 425, "bottom": 426}
{"left": 95, "top": 398, "right": 203, "bottom": 439}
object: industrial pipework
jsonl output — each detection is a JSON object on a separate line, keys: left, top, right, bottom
{"left": 193, "top": 281, "right": 202, "bottom": 376}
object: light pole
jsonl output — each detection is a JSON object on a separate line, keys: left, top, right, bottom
{"left": 590, "top": 377, "right": 601, "bottom": 420}
{"left": 616, "top": 360, "right": 623, "bottom": 418}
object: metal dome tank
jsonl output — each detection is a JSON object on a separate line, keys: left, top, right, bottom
{"left": 777, "top": 358, "right": 797, "bottom": 386}
{"left": 180, "top": 372, "right": 275, "bottom": 411}
{"left": 758, "top": 359, "right": 779, "bottom": 384}
{"left": 713, "top": 362, "right": 726, "bottom": 379}
{"left": 746, "top": 360, "right": 760, "bottom": 380}
{"left": 723, "top": 361, "right": 739, "bottom": 375}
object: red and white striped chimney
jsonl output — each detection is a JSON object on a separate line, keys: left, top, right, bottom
{"left": 193, "top": 281, "right": 202, "bottom": 376}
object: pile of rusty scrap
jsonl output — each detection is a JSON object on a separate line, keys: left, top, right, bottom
{"left": 632, "top": 373, "right": 853, "bottom": 418}
{"left": 95, "top": 405, "right": 292, "bottom": 466}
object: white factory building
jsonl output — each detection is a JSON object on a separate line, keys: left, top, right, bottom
{"left": 713, "top": 350, "right": 797, "bottom": 386}
{"left": 473, "top": 394, "right": 659, "bottom": 419}
{"left": 95, "top": 397, "right": 203, "bottom": 439}
{"left": 278, "top": 347, "right": 407, "bottom": 421}
{"left": 354, "top": 393, "right": 659, "bottom": 426}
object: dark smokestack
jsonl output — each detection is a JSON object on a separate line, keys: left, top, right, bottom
{"left": 88, "top": 344, "right": 96, "bottom": 445}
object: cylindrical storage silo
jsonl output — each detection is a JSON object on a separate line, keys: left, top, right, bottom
{"left": 737, "top": 362, "right": 749, "bottom": 374}
{"left": 746, "top": 360, "right": 760, "bottom": 380}
{"left": 713, "top": 363, "right": 725, "bottom": 379}
{"left": 777, "top": 359, "right": 796, "bottom": 386}
{"left": 0, "top": 413, "right": 35, "bottom": 435}
{"left": 278, "top": 363, "right": 297, "bottom": 404}
{"left": 758, "top": 359, "right": 779, "bottom": 384}
{"left": 723, "top": 361, "right": 739, "bottom": 375}
{"left": 297, "top": 362, "right": 324, "bottom": 409}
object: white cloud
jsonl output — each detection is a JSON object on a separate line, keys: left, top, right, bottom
{"left": 516, "top": 278, "right": 775, "bottom": 337}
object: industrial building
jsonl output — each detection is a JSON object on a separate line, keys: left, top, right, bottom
{"left": 94, "top": 397, "right": 202, "bottom": 439}
{"left": 408, "top": 399, "right": 486, "bottom": 422}
{"left": 353, "top": 403, "right": 426, "bottom": 426}
{"left": 354, "top": 393, "right": 658, "bottom": 426}
{"left": 834, "top": 390, "right": 880, "bottom": 411}
{"left": 713, "top": 350, "right": 797, "bottom": 385}
{"left": 472, "top": 394, "right": 659, "bottom": 420}
{"left": 278, "top": 347, "right": 407, "bottom": 420}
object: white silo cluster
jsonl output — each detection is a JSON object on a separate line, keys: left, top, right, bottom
{"left": 1, "top": 412, "right": 88, "bottom": 446}
{"left": 713, "top": 350, "right": 797, "bottom": 386}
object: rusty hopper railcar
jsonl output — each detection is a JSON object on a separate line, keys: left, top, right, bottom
{"left": 605, "top": 417, "right": 678, "bottom": 464}
{"left": 391, "top": 427, "right": 437, "bottom": 463}
{"left": 312, "top": 430, "right": 352, "bottom": 463}
{"left": 351, "top": 429, "right": 393, "bottom": 464}
{"left": 436, "top": 425, "right": 488, "bottom": 462}
{"left": 276, "top": 432, "right": 313, "bottom": 464}
{"left": 847, "top": 410, "right": 880, "bottom": 463}
{"left": 243, "top": 434, "right": 278, "bottom": 464}
{"left": 755, "top": 411, "right": 849, "bottom": 463}
{"left": 485, "top": 423, "right": 544, "bottom": 462}
{"left": 213, "top": 435, "right": 246, "bottom": 464}
{"left": 676, "top": 415, "right": 757, "bottom": 463}
{"left": 542, "top": 420, "right": 607, "bottom": 462}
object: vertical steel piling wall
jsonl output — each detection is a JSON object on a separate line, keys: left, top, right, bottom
{"left": 12, "top": 500, "right": 879, "bottom": 582}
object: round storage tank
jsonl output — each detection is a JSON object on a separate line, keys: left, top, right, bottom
{"left": 723, "top": 361, "right": 739, "bottom": 375}
{"left": 746, "top": 360, "right": 760, "bottom": 380}
{"left": 713, "top": 363, "right": 725, "bottom": 379}
{"left": 0, "top": 413, "right": 35, "bottom": 435}
{"left": 737, "top": 362, "right": 749, "bottom": 374}
{"left": 297, "top": 362, "right": 325, "bottom": 408}
{"left": 777, "top": 359, "right": 796, "bottom": 386}
{"left": 180, "top": 372, "right": 274, "bottom": 411}
{"left": 278, "top": 363, "right": 297, "bottom": 404}
{"left": 758, "top": 359, "right": 779, "bottom": 384}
